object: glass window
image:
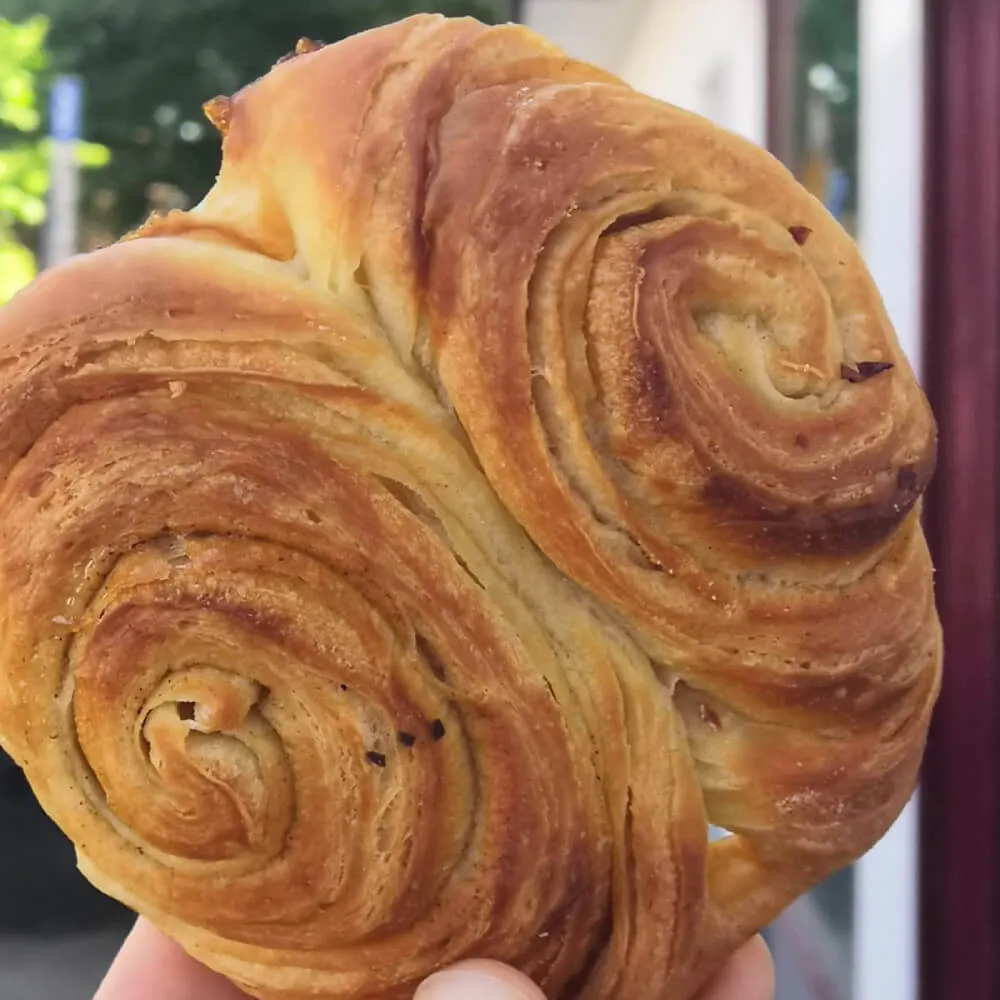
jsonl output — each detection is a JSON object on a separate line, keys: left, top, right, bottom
{"left": 781, "top": 0, "right": 859, "bottom": 234}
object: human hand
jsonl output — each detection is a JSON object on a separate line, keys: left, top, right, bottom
{"left": 94, "top": 918, "right": 774, "bottom": 1000}
{"left": 413, "top": 938, "right": 773, "bottom": 1000}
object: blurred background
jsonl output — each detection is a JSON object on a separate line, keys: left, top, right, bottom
{"left": 0, "top": 0, "right": 994, "bottom": 998}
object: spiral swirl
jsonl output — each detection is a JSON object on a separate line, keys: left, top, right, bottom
{"left": 0, "top": 15, "right": 939, "bottom": 1000}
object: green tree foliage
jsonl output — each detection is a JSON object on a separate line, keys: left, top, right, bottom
{"left": 0, "top": 0, "right": 509, "bottom": 240}
{"left": 0, "top": 15, "right": 109, "bottom": 301}
{"left": 794, "top": 0, "right": 858, "bottom": 218}
{"left": 0, "top": 16, "right": 50, "bottom": 300}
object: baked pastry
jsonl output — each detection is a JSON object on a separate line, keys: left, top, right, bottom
{"left": 0, "top": 14, "right": 940, "bottom": 1000}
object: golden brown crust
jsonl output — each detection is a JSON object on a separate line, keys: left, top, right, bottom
{"left": 0, "top": 14, "right": 939, "bottom": 1000}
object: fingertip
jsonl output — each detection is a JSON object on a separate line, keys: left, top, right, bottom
{"left": 94, "top": 917, "right": 249, "bottom": 1000}
{"left": 415, "top": 960, "right": 547, "bottom": 1000}
{"left": 696, "top": 935, "right": 775, "bottom": 1000}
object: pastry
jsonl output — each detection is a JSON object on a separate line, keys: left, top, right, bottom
{"left": 0, "top": 14, "right": 940, "bottom": 1000}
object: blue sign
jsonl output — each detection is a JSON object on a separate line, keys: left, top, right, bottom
{"left": 49, "top": 75, "right": 82, "bottom": 142}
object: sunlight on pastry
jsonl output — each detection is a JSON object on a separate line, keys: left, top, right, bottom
{"left": 0, "top": 14, "right": 940, "bottom": 1000}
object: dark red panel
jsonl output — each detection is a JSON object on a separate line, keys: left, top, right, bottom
{"left": 920, "top": 1, "right": 1000, "bottom": 999}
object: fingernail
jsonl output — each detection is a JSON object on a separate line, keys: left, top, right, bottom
{"left": 415, "top": 960, "right": 546, "bottom": 1000}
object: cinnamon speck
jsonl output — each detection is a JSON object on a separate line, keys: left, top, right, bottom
{"left": 841, "top": 361, "right": 894, "bottom": 383}
{"left": 699, "top": 704, "right": 722, "bottom": 730}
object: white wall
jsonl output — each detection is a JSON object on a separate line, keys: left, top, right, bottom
{"left": 520, "top": 0, "right": 649, "bottom": 74}
{"left": 521, "top": 0, "right": 768, "bottom": 147}
{"left": 618, "top": 0, "right": 767, "bottom": 146}
{"left": 854, "top": 1, "right": 925, "bottom": 998}
{"left": 857, "top": 0, "right": 924, "bottom": 375}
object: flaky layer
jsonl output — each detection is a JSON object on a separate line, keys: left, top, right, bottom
{"left": 0, "top": 14, "right": 939, "bottom": 1000}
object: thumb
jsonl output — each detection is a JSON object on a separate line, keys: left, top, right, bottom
{"left": 415, "top": 960, "right": 547, "bottom": 1000}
